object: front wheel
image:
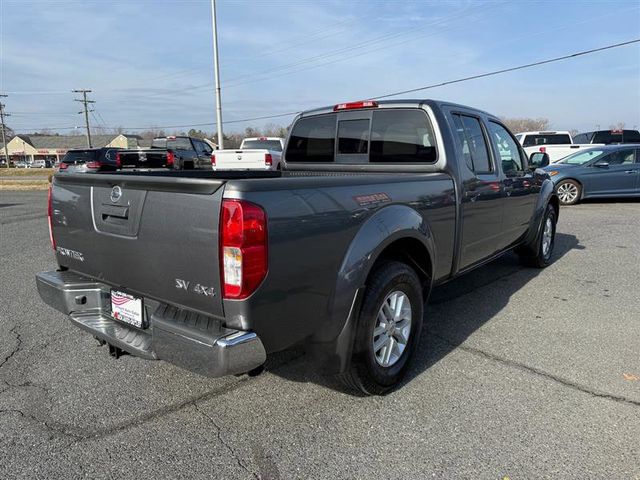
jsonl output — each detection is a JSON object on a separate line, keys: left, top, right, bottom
{"left": 556, "top": 179, "right": 581, "bottom": 205}
{"left": 339, "top": 261, "right": 424, "bottom": 395}
{"left": 518, "top": 204, "right": 557, "bottom": 268}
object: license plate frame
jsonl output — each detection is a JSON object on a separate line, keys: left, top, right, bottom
{"left": 110, "top": 289, "right": 145, "bottom": 329}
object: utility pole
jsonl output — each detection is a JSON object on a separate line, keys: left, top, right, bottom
{"left": 0, "top": 94, "right": 10, "bottom": 166}
{"left": 73, "top": 89, "right": 95, "bottom": 147}
{"left": 210, "top": 0, "right": 224, "bottom": 149}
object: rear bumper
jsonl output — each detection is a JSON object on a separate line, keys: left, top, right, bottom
{"left": 35, "top": 270, "right": 266, "bottom": 377}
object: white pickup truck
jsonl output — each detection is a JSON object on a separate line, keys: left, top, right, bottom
{"left": 516, "top": 130, "right": 608, "bottom": 164}
{"left": 212, "top": 137, "right": 284, "bottom": 171}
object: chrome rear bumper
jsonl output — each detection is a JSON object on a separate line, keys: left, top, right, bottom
{"left": 35, "top": 270, "right": 266, "bottom": 377}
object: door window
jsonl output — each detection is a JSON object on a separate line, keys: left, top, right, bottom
{"left": 194, "top": 140, "right": 212, "bottom": 156}
{"left": 451, "top": 114, "right": 492, "bottom": 173}
{"left": 597, "top": 149, "right": 635, "bottom": 165}
{"left": 487, "top": 122, "right": 525, "bottom": 175}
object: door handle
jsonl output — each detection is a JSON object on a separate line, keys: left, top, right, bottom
{"left": 624, "top": 170, "right": 636, "bottom": 174}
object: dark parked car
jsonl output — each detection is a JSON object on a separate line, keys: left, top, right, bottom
{"left": 59, "top": 148, "right": 121, "bottom": 173}
{"left": 37, "top": 99, "right": 558, "bottom": 395}
{"left": 539, "top": 144, "right": 640, "bottom": 205}
{"left": 572, "top": 129, "right": 640, "bottom": 145}
{"left": 117, "top": 136, "right": 214, "bottom": 170}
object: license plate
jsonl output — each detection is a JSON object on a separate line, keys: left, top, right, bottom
{"left": 110, "top": 290, "right": 144, "bottom": 328}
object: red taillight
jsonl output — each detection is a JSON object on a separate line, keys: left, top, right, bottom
{"left": 333, "top": 100, "right": 378, "bottom": 111}
{"left": 59, "top": 163, "right": 68, "bottom": 170}
{"left": 86, "top": 161, "right": 101, "bottom": 169}
{"left": 539, "top": 147, "right": 546, "bottom": 153}
{"left": 116, "top": 152, "right": 122, "bottom": 169}
{"left": 166, "top": 151, "right": 175, "bottom": 167}
{"left": 211, "top": 154, "right": 216, "bottom": 166}
{"left": 220, "top": 199, "right": 268, "bottom": 299}
{"left": 264, "top": 153, "right": 272, "bottom": 166}
{"left": 47, "top": 186, "right": 56, "bottom": 250}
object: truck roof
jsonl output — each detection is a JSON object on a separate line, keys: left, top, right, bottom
{"left": 516, "top": 131, "right": 572, "bottom": 136}
{"left": 297, "top": 99, "right": 496, "bottom": 120}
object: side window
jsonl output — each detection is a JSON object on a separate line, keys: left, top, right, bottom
{"left": 598, "top": 149, "right": 635, "bottom": 165}
{"left": 487, "top": 122, "right": 525, "bottom": 175}
{"left": 451, "top": 114, "right": 492, "bottom": 173}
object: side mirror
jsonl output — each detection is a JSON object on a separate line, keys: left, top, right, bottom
{"left": 594, "top": 162, "right": 609, "bottom": 168}
{"left": 529, "top": 152, "right": 550, "bottom": 169}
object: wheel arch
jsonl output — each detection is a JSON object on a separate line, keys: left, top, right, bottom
{"left": 306, "top": 204, "right": 435, "bottom": 375}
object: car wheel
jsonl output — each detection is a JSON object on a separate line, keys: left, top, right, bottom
{"left": 518, "top": 203, "right": 557, "bottom": 268}
{"left": 339, "top": 261, "right": 424, "bottom": 395}
{"left": 556, "top": 179, "right": 581, "bottom": 205}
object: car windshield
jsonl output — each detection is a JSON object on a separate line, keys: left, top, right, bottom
{"left": 242, "top": 140, "right": 283, "bottom": 151}
{"left": 558, "top": 149, "right": 605, "bottom": 165}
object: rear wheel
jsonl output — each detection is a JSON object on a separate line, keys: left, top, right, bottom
{"left": 556, "top": 179, "right": 581, "bottom": 205}
{"left": 339, "top": 261, "right": 424, "bottom": 395}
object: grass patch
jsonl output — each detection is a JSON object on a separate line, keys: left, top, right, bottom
{"left": 0, "top": 168, "right": 56, "bottom": 177}
{"left": 0, "top": 179, "right": 50, "bottom": 191}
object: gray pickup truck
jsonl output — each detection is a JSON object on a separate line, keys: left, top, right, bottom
{"left": 36, "top": 99, "right": 558, "bottom": 395}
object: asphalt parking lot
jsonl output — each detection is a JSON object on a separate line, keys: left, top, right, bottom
{"left": 1, "top": 191, "right": 639, "bottom": 479}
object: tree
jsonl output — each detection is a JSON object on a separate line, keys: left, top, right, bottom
{"left": 500, "top": 117, "right": 550, "bottom": 133}
{"left": 188, "top": 128, "right": 207, "bottom": 139}
{"left": 609, "top": 122, "right": 625, "bottom": 130}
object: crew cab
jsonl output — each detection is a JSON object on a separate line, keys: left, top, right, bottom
{"left": 212, "top": 137, "right": 284, "bottom": 171}
{"left": 117, "top": 136, "right": 214, "bottom": 170}
{"left": 36, "top": 99, "right": 558, "bottom": 395}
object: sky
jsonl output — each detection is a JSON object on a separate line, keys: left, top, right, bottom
{"left": 1, "top": 0, "right": 639, "bottom": 135}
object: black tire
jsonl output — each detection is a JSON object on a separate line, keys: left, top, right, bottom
{"left": 339, "top": 261, "right": 424, "bottom": 395}
{"left": 518, "top": 204, "right": 557, "bottom": 268}
{"left": 556, "top": 179, "right": 581, "bottom": 205}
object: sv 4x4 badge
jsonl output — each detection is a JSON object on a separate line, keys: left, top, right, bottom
{"left": 175, "top": 278, "right": 216, "bottom": 297}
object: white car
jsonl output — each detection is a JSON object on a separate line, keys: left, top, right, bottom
{"left": 32, "top": 159, "right": 47, "bottom": 168}
{"left": 516, "top": 130, "right": 602, "bottom": 163}
{"left": 213, "top": 137, "right": 284, "bottom": 171}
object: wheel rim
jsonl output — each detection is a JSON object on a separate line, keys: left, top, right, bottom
{"left": 542, "top": 217, "right": 553, "bottom": 258}
{"left": 372, "top": 291, "right": 412, "bottom": 368}
{"left": 557, "top": 182, "right": 578, "bottom": 204}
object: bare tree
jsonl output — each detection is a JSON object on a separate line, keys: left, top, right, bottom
{"left": 609, "top": 122, "right": 625, "bottom": 130}
{"left": 501, "top": 117, "right": 550, "bottom": 133}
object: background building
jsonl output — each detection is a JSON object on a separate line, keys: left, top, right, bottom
{"left": 0, "top": 133, "right": 142, "bottom": 165}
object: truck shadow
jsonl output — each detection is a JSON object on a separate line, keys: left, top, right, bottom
{"left": 268, "top": 232, "right": 583, "bottom": 395}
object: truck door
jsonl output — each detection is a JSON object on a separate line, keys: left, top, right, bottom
{"left": 193, "top": 139, "right": 213, "bottom": 169}
{"left": 485, "top": 121, "right": 537, "bottom": 245}
{"left": 449, "top": 112, "right": 505, "bottom": 269}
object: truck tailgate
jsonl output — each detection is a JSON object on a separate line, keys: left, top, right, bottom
{"left": 51, "top": 173, "right": 226, "bottom": 318}
{"left": 215, "top": 149, "right": 270, "bottom": 170}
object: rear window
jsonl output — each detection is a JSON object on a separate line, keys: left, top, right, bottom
{"left": 166, "top": 137, "right": 194, "bottom": 151}
{"left": 241, "top": 140, "right": 283, "bottom": 151}
{"left": 592, "top": 130, "right": 640, "bottom": 144}
{"left": 62, "top": 150, "right": 98, "bottom": 164}
{"left": 286, "top": 109, "right": 437, "bottom": 163}
{"left": 522, "top": 134, "right": 572, "bottom": 147}
{"left": 151, "top": 138, "right": 167, "bottom": 149}
{"left": 286, "top": 115, "right": 336, "bottom": 163}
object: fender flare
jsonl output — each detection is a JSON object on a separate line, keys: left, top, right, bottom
{"left": 307, "top": 204, "right": 435, "bottom": 374}
{"left": 522, "top": 178, "right": 559, "bottom": 248}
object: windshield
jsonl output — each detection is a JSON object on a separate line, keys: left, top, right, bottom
{"left": 62, "top": 150, "right": 98, "bottom": 164}
{"left": 242, "top": 140, "right": 283, "bottom": 151}
{"left": 558, "top": 149, "right": 605, "bottom": 165}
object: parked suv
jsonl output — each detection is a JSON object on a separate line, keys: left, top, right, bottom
{"left": 59, "top": 148, "right": 121, "bottom": 173}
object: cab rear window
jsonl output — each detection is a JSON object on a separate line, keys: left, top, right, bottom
{"left": 286, "top": 109, "right": 437, "bottom": 163}
{"left": 62, "top": 150, "right": 98, "bottom": 164}
{"left": 522, "top": 134, "right": 572, "bottom": 147}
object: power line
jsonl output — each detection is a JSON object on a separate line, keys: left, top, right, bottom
{"left": 371, "top": 38, "right": 640, "bottom": 100}
{"left": 13, "top": 38, "right": 640, "bottom": 133}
